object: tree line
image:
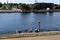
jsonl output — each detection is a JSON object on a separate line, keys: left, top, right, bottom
{"left": 0, "top": 2, "right": 60, "bottom": 10}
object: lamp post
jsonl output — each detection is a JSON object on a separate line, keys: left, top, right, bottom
{"left": 35, "top": 20, "right": 41, "bottom": 33}
{"left": 38, "top": 20, "right": 40, "bottom": 32}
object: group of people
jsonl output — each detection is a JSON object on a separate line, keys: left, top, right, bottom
{"left": 16, "top": 29, "right": 41, "bottom": 33}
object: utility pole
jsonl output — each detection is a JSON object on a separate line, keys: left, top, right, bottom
{"left": 29, "top": 5, "right": 32, "bottom": 13}
{"left": 7, "top": 0, "right": 8, "bottom": 4}
{"left": 35, "top": 0, "right": 37, "bottom": 3}
{"left": 35, "top": 0, "right": 38, "bottom": 3}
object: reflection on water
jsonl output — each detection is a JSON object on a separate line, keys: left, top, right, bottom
{"left": 0, "top": 12, "right": 60, "bottom": 34}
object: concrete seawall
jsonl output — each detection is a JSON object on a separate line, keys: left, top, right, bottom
{"left": 32, "top": 10, "right": 53, "bottom": 13}
{"left": 0, "top": 9, "right": 60, "bottom": 13}
{"left": 53, "top": 9, "right": 60, "bottom": 12}
{"left": 0, "top": 10, "right": 21, "bottom": 13}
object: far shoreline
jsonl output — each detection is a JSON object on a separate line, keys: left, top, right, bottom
{"left": 0, "top": 9, "right": 60, "bottom": 13}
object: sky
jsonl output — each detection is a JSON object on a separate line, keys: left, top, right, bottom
{"left": 0, "top": 0, "right": 60, "bottom": 4}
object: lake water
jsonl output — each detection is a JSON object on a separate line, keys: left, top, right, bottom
{"left": 0, "top": 12, "right": 60, "bottom": 34}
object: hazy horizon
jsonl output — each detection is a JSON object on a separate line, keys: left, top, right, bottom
{"left": 0, "top": 0, "right": 60, "bottom": 4}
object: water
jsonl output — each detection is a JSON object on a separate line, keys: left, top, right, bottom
{"left": 0, "top": 12, "right": 60, "bottom": 34}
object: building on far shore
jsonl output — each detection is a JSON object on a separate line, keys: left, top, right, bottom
{"left": 35, "top": 3, "right": 54, "bottom": 10}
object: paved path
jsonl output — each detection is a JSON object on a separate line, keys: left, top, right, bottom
{"left": 1, "top": 35, "right": 60, "bottom": 40}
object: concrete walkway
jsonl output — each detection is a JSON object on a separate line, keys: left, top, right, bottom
{"left": 1, "top": 35, "right": 60, "bottom": 40}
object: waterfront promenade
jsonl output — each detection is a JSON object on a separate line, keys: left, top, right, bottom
{"left": 1, "top": 35, "right": 60, "bottom": 40}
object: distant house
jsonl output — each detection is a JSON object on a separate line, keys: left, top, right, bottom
{"left": 35, "top": 3, "right": 54, "bottom": 10}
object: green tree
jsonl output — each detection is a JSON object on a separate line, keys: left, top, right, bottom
{"left": 1, "top": 2, "right": 11, "bottom": 9}
{"left": 1, "top": 4, "right": 11, "bottom": 9}
{"left": 54, "top": 4, "right": 60, "bottom": 9}
{"left": 31, "top": 4, "right": 39, "bottom": 10}
{"left": 0, "top": 2, "right": 2, "bottom": 8}
{"left": 19, "top": 3, "right": 30, "bottom": 10}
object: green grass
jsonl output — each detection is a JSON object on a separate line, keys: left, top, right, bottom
{"left": 0, "top": 31, "right": 60, "bottom": 39}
